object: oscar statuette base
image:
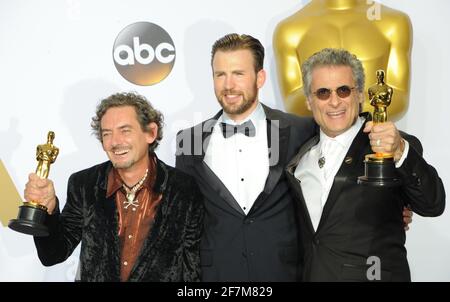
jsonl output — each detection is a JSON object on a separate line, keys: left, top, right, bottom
{"left": 357, "top": 154, "right": 402, "bottom": 187}
{"left": 8, "top": 203, "right": 49, "bottom": 237}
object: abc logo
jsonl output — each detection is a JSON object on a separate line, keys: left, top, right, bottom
{"left": 113, "top": 22, "right": 176, "bottom": 86}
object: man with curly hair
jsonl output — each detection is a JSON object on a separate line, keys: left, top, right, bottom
{"left": 25, "top": 92, "right": 204, "bottom": 281}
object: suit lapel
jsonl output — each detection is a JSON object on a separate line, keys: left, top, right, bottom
{"left": 245, "top": 105, "right": 292, "bottom": 213}
{"left": 188, "top": 110, "right": 245, "bottom": 216}
{"left": 194, "top": 160, "right": 245, "bottom": 215}
{"left": 247, "top": 119, "right": 289, "bottom": 213}
{"left": 96, "top": 166, "right": 121, "bottom": 280}
{"left": 316, "top": 117, "right": 370, "bottom": 233}
{"left": 286, "top": 135, "right": 320, "bottom": 235}
{"left": 264, "top": 119, "right": 289, "bottom": 193}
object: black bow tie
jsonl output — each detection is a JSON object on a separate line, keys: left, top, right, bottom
{"left": 220, "top": 120, "right": 256, "bottom": 138}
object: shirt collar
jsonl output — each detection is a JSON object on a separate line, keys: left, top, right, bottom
{"left": 106, "top": 154, "right": 157, "bottom": 198}
{"left": 319, "top": 116, "right": 364, "bottom": 150}
{"left": 220, "top": 102, "right": 265, "bottom": 124}
{"left": 219, "top": 102, "right": 266, "bottom": 134}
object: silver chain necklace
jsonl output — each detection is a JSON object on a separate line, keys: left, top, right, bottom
{"left": 122, "top": 169, "right": 149, "bottom": 210}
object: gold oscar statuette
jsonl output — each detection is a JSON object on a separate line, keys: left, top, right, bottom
{"left": 358, "top": 70, "right": 401, "bottom": 187}
{"left": 9, "top": 131, "right": 59, "bottom": 236}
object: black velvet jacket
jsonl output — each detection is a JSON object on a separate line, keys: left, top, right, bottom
{"left": 34, "top": 155, "right": 204, "bottom": 281}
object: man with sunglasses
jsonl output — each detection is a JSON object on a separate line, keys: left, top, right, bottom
{"left": 285, "top": 48, "right": 445, "bottom": 281}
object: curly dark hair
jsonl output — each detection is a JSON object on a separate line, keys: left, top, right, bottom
{"left": 91, "top": 92, "right": 164, "bottom": 153}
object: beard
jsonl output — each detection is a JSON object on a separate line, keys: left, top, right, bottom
{"left": 216, "top": 86, "right": 258, "bottom": 116}
{"left": 108, "top": 145, "right": 135, "bottom": 169}
{"left": 112, "top": 159, "right": 134, "bottom": 169}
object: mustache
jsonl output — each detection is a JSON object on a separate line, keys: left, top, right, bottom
{"left": 111, "top": 144, "right": 131, "bottom": 152}
{"left": 221, "top": 89, "right": 242, "bottom": 96}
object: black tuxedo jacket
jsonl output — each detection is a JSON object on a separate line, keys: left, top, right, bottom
{"left": 34, "top": 155, "right": 204, "bottom": 281}
{"left": 286, "top": 114, "right": 445, "bottom": 281}
{"left": 176, "top": 104, "right": 316, "bottom": 281}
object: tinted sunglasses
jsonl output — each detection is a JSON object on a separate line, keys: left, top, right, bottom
{"left": 312, "top": 85, "right": 356, "bottom": 100}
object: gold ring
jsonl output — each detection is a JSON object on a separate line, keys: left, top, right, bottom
{"left": 376, "top": 139, "right": 381, "bottom": 146}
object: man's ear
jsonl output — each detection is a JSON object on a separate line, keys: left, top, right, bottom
{"left": 306, "top": 97, "right": 312, "bottom": 111}
{"left": 256, "top": 69, "right": 266, "bottom": 89}
{"left": 358, "top": 92, "right": 364, "bottom": 112}
{"left": 146, "top": 122, "right": 158, "bottom": 144}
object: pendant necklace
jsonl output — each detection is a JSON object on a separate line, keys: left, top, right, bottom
{"left": 122, "top": 169, "right": 149, "bottom": 210}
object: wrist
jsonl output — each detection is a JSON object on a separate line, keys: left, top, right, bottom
{"left": 47, "top": 196, "right": 57, "bottom": 215}
{"left": 394, "top": 138, "right": 405, "bottom": 162}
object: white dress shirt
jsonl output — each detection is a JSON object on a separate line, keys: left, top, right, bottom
{"left": 204, "top": 103, "right": 269, "bottom": 215}
{"left": 294, "top": 117, "right": 409, "bottom": 231}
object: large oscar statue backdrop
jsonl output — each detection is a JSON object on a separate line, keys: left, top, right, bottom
{"left": 273, "top": 0, "right": 412, "bottom": 120}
